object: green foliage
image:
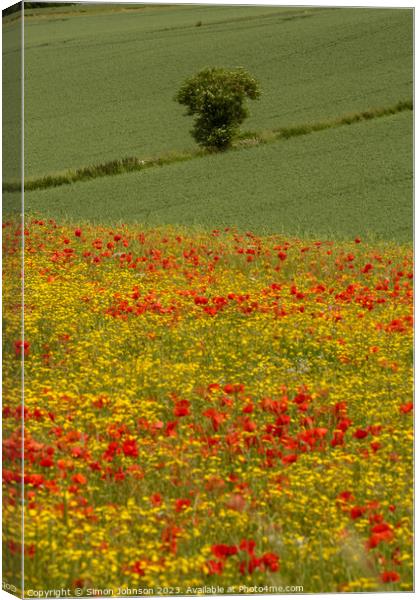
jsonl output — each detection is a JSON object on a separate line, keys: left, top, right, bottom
{"left": 175, "top": 67, "right": 261, "bottom": 149}
{"left": 19, "top": 111, "right": 412, "bottom": 242}
{"left": 23, "top": 7, "right": 412, "bottom": 177}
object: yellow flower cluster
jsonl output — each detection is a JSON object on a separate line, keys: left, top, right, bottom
{"left": 3, "top": 218, "right": 413, "bottom": 594}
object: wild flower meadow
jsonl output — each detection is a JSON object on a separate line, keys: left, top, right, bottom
{"left": 3, "top": 218, "right": 413, "bottom": 594}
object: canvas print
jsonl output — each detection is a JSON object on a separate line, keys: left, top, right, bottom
{"left": 2, "top": 1, "right": 413, "bottom": 597}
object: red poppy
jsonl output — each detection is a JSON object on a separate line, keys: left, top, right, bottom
{"left": 353, "top": 428, "right": 369, "bottom": 439}
{"left": 370, "top": 441, "right": 381, "bottom": 453}
{"left": 203, "top": 408, "right": 226, "bottom": 432}
{"left": 239, "top": 539, "right": 256, "bottom": 555}
{"left": 223, "top": 383, "right": 244, "bottom": 394}
{"left": 241, "top": 417, "right": 256, "bottom": 432}
{"left": 350, "top": 506, "right": 365, "bottom": 520}
{"left": 240, "top": 555, "right": 261, "bottom": 575}
{"left": 337, "top": 490, "right": 355, "bottom": 503}
{"left": 150, "top": 493, "right": 162, "bottom": 506}
{"left": 71, "top": 473, "right": 87, "bottom": 485}
{"left": 161, "top": 525, "right": 182, "bottom": 554}
{"left": 207, "top": 560, "right": 224, "bottom": 575}
{"left": 367, "top": 523, "right": 394, "bottom": 548}
{"left": 122, "top": 439, "right": 138, "bottom": 457}
{"left": 174, "top": 498, "right": 191, "bottom": 512}
{"left": 130, "top": 561, "right": 146, "bottom": 576}
{"left": 337, "top": 418, "right": 352, "bottom": 432}
{"left": 211, "top": 544, "right": 238, "bottom": 560}
{"left": 223, "top": 383, "right": 234, "bottom": 394}
{"left": 282, "top": 454, "right": 297, "bottom": 465}
{"left": 208, "top": 383, "right": 220, "bottom": 392}
{"left": 174, "top": 399, "right": 190, "bottom": 417}
{"left": 381, "top": 571, "right": 400, "bottom": 583}
{"left": 276, "top": 414, "right": 291, "bottom": 427}
{"left": 14, "top": 340, "right": 30, "bottom": 358}
{"left": 331, "top": 431, "right": 345, "bottom": 447}
{"left": 371, "top": 522, "right": 393, "bottom": 535}
{"left": 24, "top": 474, "right": 45, "bottom": 487}
{"left": 261, "top": 552, "right": 280, "bottom": 572}
{"left": 361, "top": 263, "right": 373, "bottom": 273}
{"left": 165, "top": 421, "right": 177, "bottom": 437}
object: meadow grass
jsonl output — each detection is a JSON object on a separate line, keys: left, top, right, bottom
{"left": 16, "top": 110, "right": 412, "bottom": 242}
{"left": 3, "top": 99, "right": 412, "bottom": 194}
{"left": 22, "top": 6, "right": 412, "bottom": 177}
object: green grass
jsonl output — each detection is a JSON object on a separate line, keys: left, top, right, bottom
{"left": 3, "top": 99, "right": 412, "bottom": 193}
{"left": 22, "top": 5, "right": 413, "bottom": 177}
{"left": 3, "top": 13, "right": 22, "bottom": 185}
{"left": 15, "top": 110, "right": 412, "bottom": 242}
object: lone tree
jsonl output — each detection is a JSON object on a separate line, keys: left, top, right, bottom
{"left": 175, "top": 67, "right": 261, "bottom": 150}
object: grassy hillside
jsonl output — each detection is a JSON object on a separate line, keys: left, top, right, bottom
{"left": 23, "top": 5, "right": 412, "bottom": 177}
{"left": 19, "top": 110, "right": 412, "bottom": 241}
{"left": 2, "top": 10, "right": 22, "bottom": 184}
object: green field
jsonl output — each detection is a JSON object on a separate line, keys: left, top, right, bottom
{"left": 3, "top": 4, "right": 413, "bottom": 240}
{"left": 20, "top": 109, "right": 412, "bottom": 241}
{"left": 23, "top": 5, "right": 412, "bottom": 178}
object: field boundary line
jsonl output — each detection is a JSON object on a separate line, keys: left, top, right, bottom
{"left": 5, "top": 99, "right": 412, "bottom": 194}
